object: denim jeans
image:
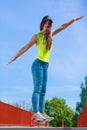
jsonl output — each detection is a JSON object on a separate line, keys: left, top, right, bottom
{"left": 31, "top": 59, "right": 49, "bottom": 114}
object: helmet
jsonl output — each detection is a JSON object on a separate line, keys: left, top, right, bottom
{"left": 41, "top": 16, "right": 53, "bottom": 23}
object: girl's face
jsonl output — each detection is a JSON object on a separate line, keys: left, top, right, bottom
{"left": 42, "top": 20, "right": 52, "bottom": 31}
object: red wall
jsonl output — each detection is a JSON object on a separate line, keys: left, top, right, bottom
{"left": 77, "top": 105, "right": 87, "bottom": 127}
{"left": 0, "top": 101, "right": 36, "bottom": 126}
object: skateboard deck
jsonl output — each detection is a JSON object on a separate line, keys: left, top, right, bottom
{"left": 32, "top": 118, "right": 50, "bottom": 127}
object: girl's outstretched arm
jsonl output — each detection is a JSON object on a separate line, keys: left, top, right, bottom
{"left": 52, "top": 16, "right": 84, "bottom": 36}
{"left": 7, "top": 35, "right": 38, "bottom": 64}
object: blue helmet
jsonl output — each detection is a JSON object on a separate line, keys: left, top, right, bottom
{"left": 41, "top": 16, "right": 53, "bottom": 23}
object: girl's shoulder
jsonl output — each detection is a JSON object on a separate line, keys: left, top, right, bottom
{"left": 35, "top": 33, "right": 44, "bottom": 39}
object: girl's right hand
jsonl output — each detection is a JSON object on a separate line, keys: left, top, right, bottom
{"left": 6, "top": 56, "right": 16, "bottom": 65}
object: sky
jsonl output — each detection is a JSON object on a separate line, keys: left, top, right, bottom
{"left": 0, "top": 0, "right": 87, "bottom": 110}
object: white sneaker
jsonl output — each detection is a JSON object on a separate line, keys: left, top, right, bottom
{"left": 42, "top": 114, "right": 54, "bottom": 121}
{"left": 32, "top": 112, "right": 46, "bottom": 121}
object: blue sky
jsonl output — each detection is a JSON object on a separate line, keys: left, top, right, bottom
{"left": 0, "top": 0, "right": 87, "bottom": 110}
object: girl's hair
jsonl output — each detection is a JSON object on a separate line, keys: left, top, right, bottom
{"left": 44, "top": 29, "right": 52, "bottom": 50}
{"left": 40, "top": 16, "right": 53, "bottom": 50}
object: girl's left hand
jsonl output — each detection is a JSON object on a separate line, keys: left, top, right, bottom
{"left": 74, "top": 16, "right": 84, "bottom": 21}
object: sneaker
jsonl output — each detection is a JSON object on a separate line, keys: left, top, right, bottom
{"left": 42, "top": 114, "right": 54, "bottom": 121}
{"left": 32, "top": 112, "right": 46, "bottom": 121}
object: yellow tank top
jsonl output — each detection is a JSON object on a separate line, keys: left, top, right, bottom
{"left": 36, "top": 33, "right": 53, "bottom": 63}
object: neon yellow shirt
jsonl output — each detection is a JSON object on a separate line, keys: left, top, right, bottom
{"left": 36, "top": 33, "right": 53, "bottom": 63}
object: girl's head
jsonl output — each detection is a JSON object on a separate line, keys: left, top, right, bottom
{"left": 40, "top": 16, "right": 53, "bottom": 31}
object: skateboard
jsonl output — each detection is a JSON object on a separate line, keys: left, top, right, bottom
{"left": 32, "top": 118, "right": 50, "bottom": 127}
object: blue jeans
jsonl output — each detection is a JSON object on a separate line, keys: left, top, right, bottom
{"left": 31, "top": 59, "right": 49, "bottom": 114}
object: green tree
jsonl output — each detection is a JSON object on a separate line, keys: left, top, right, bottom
{"left": 45, "top": 97, "right": 75, "bottom": 127}
{"left": 76, "top": 76, "right": 87, "bottom": 114}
